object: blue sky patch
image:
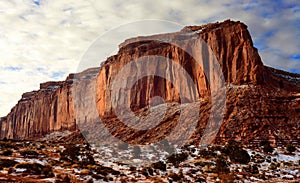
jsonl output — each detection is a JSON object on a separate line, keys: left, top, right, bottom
{"left": 33, "top": 0, "right": 40, "bottom": 6}
{"left": 4, "top": 66, "right": 22, "bottom": 71}
{"left": 289, "top": 54, "right": 300, "bottom": 60}
{"left": 289, "top": 68, "right": 300, "bottom": 74}
{"left": 254, "top": 41, "right": 268, "bottom": 51}
{"left": 51, "top": 71, "right": 65, "bottom": 79}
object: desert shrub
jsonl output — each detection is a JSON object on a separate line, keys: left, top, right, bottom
{"left": 260, "top": 140, "right": 273, "bottom": 154}
{"left": 194, "top": 177, "right": 206, "bottom": 182}
{"left": 92, "top": 174, "right": 104, "bottom": 180}
{"left": 20, "top": 150, "right": 39, "bottom": 158}
{"left": 223, "top": 140, "right": 250, "bottom": 164}
{"left": 87, "top": 178, "right": 94, "bottom": 183}
{"left": 15, "top": 163, "right": 44, "bottom": 175}
{"left": 199, "top": 148, "right": 216, "bottom": 159}
{"left": 286, "top": 144, "right": 296, "bottom": 153}
{"left": 169, "top": 172, "right": 182, "bottom": 181}
{"left": 182, "top": 144, "right": 197, "bottom": 154}
{"left": 85, "top": 143, "right": 91, "bottom": 150}
{"left": 215, "top": 158, "right": 230, "bottom": 174}
{"left": 103, "top": 176, "right": 113, "bottom": 182}
{"left": 63, "top": 175, "right": 71, "bottom": 183}
{"left": 146, "top": 167, "right": 153, "bottom": 176}
{"left": 140, "top": 167, "right": 149, "bottom": 177}
{"left": 269, "top": 162, "right": 279, "bottom": 170}
{"left": 233, "top": 149, "right": 250, "bottom": 164}
{"left": 168, "top": 169, "right": 184, "bottom": 181}
{"left": 244, "top": 164, "right": 259, "bottom": 174}
{"left": 41, "top": 165, "right": 54, "bottom": 177}
{"left": 81, "top": 152, "right": 95, "bottom": 166}
{"left": 2, "top": 149, "right": 13, "bottom": 156}
{"left": 0, "top": 141, "right": 14, "bottom": 148}
{"left": 8, "top": 167, "right": 14, "bottom": 174}
{"left": 259, "top": 140, "right": 267, "bottom": 146}
{"left": 167, "top": 152, "right": 188, "bottom": 166}
{"left": 151, "top": 161, "right": 166, "bottom": 171}
{"left": 141, "top": 167, "right": 153, "bottom": 177}
{"left": 60, "top": 144, "right": 80, "bottom": 163}
{"left": 0, "top": 159, "right": 18, "bottom": 169}
{"left": 118, "top": 142, "right": 129, "bottom": 150}
{"left": 129, "top": 166, "right": 136, "bottom": 171}
{"left": 262, "top": 144, "right": 273, "bottom": 154}
{"left": 40, "top": 144, "right": 46, "bottom": 149}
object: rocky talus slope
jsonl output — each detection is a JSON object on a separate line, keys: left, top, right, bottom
{"left": 0, "top": 20, "right": 299, "bottom": 146}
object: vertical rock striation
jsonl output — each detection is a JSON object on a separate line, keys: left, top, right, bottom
{"left": 0, "top": 20, "right": 299, "bottom": 145}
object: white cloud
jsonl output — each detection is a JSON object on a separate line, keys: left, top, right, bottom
{"left": 0, "top": 0, "right": 299, "bottom": 116}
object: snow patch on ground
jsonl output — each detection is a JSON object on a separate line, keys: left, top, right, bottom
{"left": 39, "top": 131, "right": 72, "bottom": 141}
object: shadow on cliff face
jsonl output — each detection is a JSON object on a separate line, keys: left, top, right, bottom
{"left": 72, "top": 20, "right": 226, "bottom": 165}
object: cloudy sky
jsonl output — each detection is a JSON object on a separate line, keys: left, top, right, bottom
{"left": 0, "top": 0, "right": 299, "bottom": 116}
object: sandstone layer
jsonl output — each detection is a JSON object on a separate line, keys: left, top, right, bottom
{"left": 0, "top": 20, "right": 299, "bottom": 146}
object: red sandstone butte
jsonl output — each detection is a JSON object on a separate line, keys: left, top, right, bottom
{"left": 1, "top": 20, "right": 299, "bottom": 146}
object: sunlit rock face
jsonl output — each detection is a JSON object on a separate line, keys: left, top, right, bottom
{"left": 0, "top": 20, "right": 299, "bottom": 146}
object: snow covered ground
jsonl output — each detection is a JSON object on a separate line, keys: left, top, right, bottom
{"left": 0, "top": 140, "right": 299, "bottom": 182}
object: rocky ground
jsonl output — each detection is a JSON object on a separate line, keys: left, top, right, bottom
{"left": 0, "top": 132, "right": 299, "bottom": 182}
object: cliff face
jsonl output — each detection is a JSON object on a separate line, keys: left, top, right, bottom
{"left": 0, "top": 68, "right": 100, "bottom": 139}
{"left": 0, "top": 81, "right": 73, "bottom": 139}
{"left": 1, "top": 20, "right": 299, "bottom": 145}
{"left": 96, "top": 20, "right": 264, "bottom": 116}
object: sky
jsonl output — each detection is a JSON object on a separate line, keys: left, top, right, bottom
{"left": 0, "top": 0, "right": 299, "bottom": 116}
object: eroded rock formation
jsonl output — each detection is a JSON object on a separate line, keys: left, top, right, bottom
{"left": 0, "top": 20, "right": 299, "bottom": 146}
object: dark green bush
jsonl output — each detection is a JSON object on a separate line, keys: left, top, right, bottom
{"left": 215, "top": 158, "right": 230, "bottom": 174}
{"left": 2, "top": 149, "right": 13, "bottom": 156}
{"left": 260, "top": 140, "right": 273, "bottom": 153}
{"left": 87, "top": 178, "right": 94, "bottom": 183}
{"left": 60, "top": 145, "right": 81, "bottom": 163}
{"left": 232, "top": 149, "right": 250, "bottom": 164}
{"left": 168, "top": 169, "right": 184, "bottom": 181}
{"left": 199, "top": 148, "right": 217, "bottom": 159}
{"left": 140, "top": 167, "right": 152, "bottom": 177}
{"left": 0, "top": 159, "right": 18, "bottom": 168}
{"left": 167, "top": 152, "right": 188, "bottom": 166}
{"left": 223, "top": 140, "right": 250, "bottom": 164}
{"left": 244, "top": 164, "right": 259, "bottom": 174}
{"left": 263, "top": 144, "right": 273, "bottom": 154}
{"left": 41, "top": 165, "right": 54, "bottom": 177}
{"left": 286, "top": 144, "right": 296, "bottom": 153}
{"left": 81, "top": 153, "right": 95, "bottom": 166}
{"left": 269, "top": 162, "right": 279, "bottom": 170}
{"left": 129, "top": 166, "right": 136, "bottom": 171}
{"left": 259, "top": 140, "right": 269, "bottom": 147}
{"left": 146, "top": 167, "right": 153, "bottom": 176}
{"left": 63, "top": 175, "right": 71, "bottom": 183}
{"left": 151, "top": 161, "right": 166, "bottom": 171}
{"left": 0, "top": 141, "right": 14, "bottom": 148}
{"left": 40, "top": 144, "right": 46, "bottom": 149}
